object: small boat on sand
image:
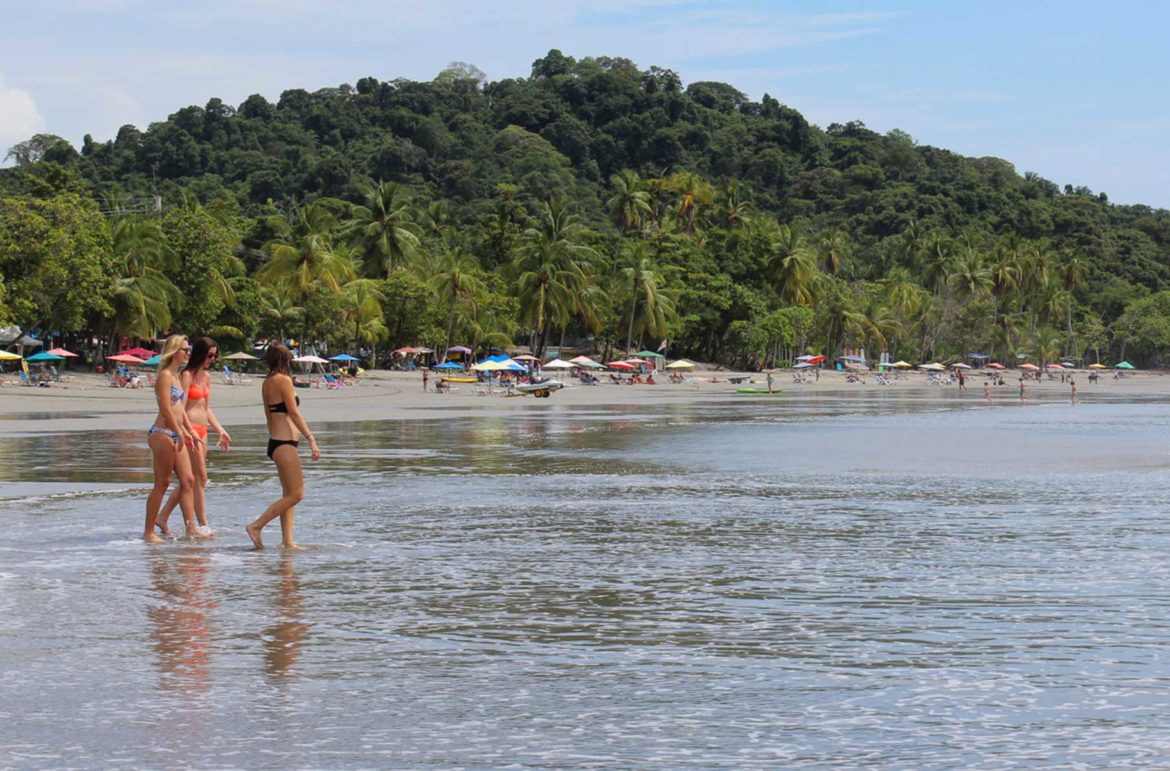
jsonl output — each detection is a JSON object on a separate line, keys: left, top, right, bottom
{"left": 735, "top": 387, "right": 783, "bottom": 395}
{"left": 515, "top": 378, "right": 564, "bottom": 398}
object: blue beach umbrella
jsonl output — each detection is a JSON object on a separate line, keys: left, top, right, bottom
{"left": 330, "top": 353, "right": 359, "bottom": 362}
{"left": 25, "top": 352, "right": 64, "bottom": 362}
{"left": 143, "top": 354, "right": 162, "bottom": 366}
{"left": 434, "top": 361, "right": 464, "bottom": 370}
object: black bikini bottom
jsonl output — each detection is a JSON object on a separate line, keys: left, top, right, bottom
{"left": 267, "top": 438, "right": 299, "bottom": 460}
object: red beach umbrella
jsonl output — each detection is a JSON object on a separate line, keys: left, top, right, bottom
{"left": 1020, "top": 363, "right": 1040, "bottom": 370}
{"left": 116, "top": 347, "right": 156, "bottom": 359}
{"left": 804, "top": 355, "right": 827, "bottom": 365}
{"left": 987, "top": 362, "right": 1006, "bottom": 369}
{"left": 107, "top": 354, "right": 147, "bottom": 364}
{"left": 47, "top": 347, "right": 79, "bottom": 357}
{"left": 606, "top": 361, "right": 636, "bottom": 370}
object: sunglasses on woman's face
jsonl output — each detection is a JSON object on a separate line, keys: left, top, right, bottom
{"left": 180, "top": 347, "right": 192, "bottom": 354}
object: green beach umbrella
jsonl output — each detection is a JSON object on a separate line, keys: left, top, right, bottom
{"left": 1115, "top": 361, "right": 1135, "bottom": 369}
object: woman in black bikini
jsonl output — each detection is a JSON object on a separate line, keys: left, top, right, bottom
{"left": 246, "top": 342, "right": 320, "bottom": 549}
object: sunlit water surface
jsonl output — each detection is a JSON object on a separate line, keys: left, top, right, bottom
{"left": 3, "top": 393, "right": 1170, "bottom": 768}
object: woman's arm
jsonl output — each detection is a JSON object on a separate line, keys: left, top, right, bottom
{"left": 205, "top": 375, "right": 232, "bottom": 450}
{"left": 279, "top": 377, "right": 320, "bottom": 460}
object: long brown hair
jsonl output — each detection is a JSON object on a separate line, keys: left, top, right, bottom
{"left": 265, "top": 342, "right": 292, "bottom": 378}
{"left": 188, "top": 336, "right": 217, "bottom": 373}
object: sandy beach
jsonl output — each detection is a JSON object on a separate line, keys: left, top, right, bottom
{"left": 0, "top": 366, "right": 1162, "bottom": 435}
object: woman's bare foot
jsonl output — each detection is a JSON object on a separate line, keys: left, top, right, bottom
{"left": 282, "top": 543, "right": 307, "bottom": 551}
{"left": 245, "top": 522, "right": 264, "bottom": 550}
{"left": 156, "top": 519, "right": 170, "bottom": 536}
{"left": 143, "top": 532, "right": 166, "bottom": 544}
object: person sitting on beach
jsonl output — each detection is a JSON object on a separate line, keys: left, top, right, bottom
{"left": 646, "top": 373, "right": 656, "bottom": 384}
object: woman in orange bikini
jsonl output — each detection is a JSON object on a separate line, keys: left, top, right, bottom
{"left": 158, "top": 337, "right": 232, "bottom": 536}
{"left": 246, "top": 342, "right": 320, "bottom": 549}
{"left": 144, "top": 335, "right": 202, "bottom": 542}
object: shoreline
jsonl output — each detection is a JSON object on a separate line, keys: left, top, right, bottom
{"left": 0, "top": 367, "right": 1162, "bottom": 436}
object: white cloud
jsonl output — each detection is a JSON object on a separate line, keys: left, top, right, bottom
{"left": 0, "top": 72, "right": 46, "bottom": 158}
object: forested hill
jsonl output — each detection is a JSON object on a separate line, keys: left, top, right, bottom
{"left": 4, "top": 50, "right": 1170, "bottom": 367}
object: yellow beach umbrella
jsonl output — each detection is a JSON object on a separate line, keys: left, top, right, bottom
{"left": 1088, "top": 363, "right": 1107, "bottom": 369}
{"left": 0, "top": 350, "right": 23, "bottom": 360}
{"left": 892, "top": 360, "right": 912, "bottom": 368}
{"left": 666, "top": 360, "right": 695, "bottom": 369}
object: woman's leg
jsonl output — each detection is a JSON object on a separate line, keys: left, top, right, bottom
{"left": 246, "top": 445, "right": 304, "bottom": 549}
{"left": 145, "top": 434, "right": 177, "bottom": 542}
{"left": 156, "top": 484, "right": 180, "bottom": 535}
{"left": 190, "top": 443, "right": 210, "bottom": 530}
{"left": 171, "top": 446, "right": 202, "bottom": 537}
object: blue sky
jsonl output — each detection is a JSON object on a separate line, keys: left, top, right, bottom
{"left": 1, "top": 0, "right": 1167, "bottom": 209}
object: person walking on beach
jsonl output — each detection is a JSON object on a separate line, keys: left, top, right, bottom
{"left": 1018, "top": 376, "right": 1026, "bottom": 402}
{"left": 1070, "top": 376, "right": 1078, "bottom": 404}
{"left": 983, "top": 380, "right": 992, "bottom": 404}
{"left": 157, "top": 337, "right": 232, "bottom": 537}
{"left": 246, "top": 342, "right": 320, "bottom": 550}
{"left": 144, "top": 335, "right": 204, "bottom": 542}
{"left": 766, "top": 371, "right": 774, "bottom": 394}
{"left": 956, "top": 369, "right": 966, "bottom": 392}
{"left": 422, "top": 368, "right": 429, "bottom": 392}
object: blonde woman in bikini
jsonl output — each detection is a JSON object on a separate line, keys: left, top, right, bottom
{"left": 144, "top": 335, "right": 204, "bottom": 542}
{"left": 246, "top": 342, "right": 320, "bottom": 549}
{"left": 157, "top": 336, "right": 232, "bottom": 536}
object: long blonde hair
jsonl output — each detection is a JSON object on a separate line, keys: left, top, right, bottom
{"left": 157, "top": 335, "right": 188, "bottom": 369}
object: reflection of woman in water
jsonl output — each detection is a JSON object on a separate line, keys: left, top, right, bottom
{"left": 144, "top": 335, "right": 203, "bottom": 542}
{"left": 246, "top": 342, "right": 320, "bottom": 549}
{"left": 147, "top": 551, "right": 216, "bottom": 691}
{"left": 264, "top": 553, "right": 310, "bottom": 679}
{"left": 158, "top": 337, "right": 232, "bottom": 536}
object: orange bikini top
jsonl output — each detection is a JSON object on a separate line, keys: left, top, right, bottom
{"left": 187, "top": 383, "right": 209, "bottom": 401}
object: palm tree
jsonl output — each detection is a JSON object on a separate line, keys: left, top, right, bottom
{"left": 257, "top": 202, "right": 355, "bottom": 302}
{"left": 949, "top": 248, "right": 992, "bottom": 300}
{"left": 667, "top": 171, "right": 713, "bottom": 236}
{"left": 107, "top": 216, "right": 182, "bottom": 344}
{"left": 766, "top": 224, "right": 818, "bottom": 306}
{"left": 712, "top": 179, "right": 753, "bottom": 231}
{"left": 428, "top": 249, "right": 486, "bottom": 355}
{"left": 340, "top": 279, "right": 388, "bottom": 360}
{"left": 352, "top": 181, "right": 422, "bottom": 277}
{"left": 820, "top": 230, "right": 848, "bottom": 275}
{"left": 615, "top": 240, "right": 674, "bottom": 353}
{"left": 259, "top": 290, "right": 304, "bottom": 342}
{"left": 509, "top": 198, "right": 597, "bottom": 359}
{"left": 605, "top": 170, "right": 652, "bottom": 234}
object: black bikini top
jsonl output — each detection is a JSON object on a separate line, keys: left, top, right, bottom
{"left": 268, "top": 395, "right": 301, "bottom": 413}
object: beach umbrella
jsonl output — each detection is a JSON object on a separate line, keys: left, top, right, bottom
{"left": 1088, "top": 363, "right": 1107, "bottom": 369}
{"left": 952, "top": 363, "right": 972, "bottom": 369}
{"left": 666, "top": 360, "right": 695, "bottom": 369}
{"left": 844, "top": 361, "right": 867, "bottom": 370}
{"left": 542, "top": 359, "right": 576, "bottom": 369}
{"left": 26, "top": 352, "right": 64, "bottom": 363}
{"left": 840, "top": 354, "right": 867, "bottom": 363}
{"left": 116, "top": 347, "right": 156, "bottom": 359}
{"left": 624, "top": 358, "right": 652, "bottom": 365}
{"left": 1020, "top": 363, "right": 1040, "bottom": 371}
{"left": 919, "top": 363, "right": 945, "bottom": 371}
{"left": 330, "top": 354, "right": 360, "bottom": 362}
{"left": 795, "top": 354, "right": 819, "bottom": 361}
{"left": 569, "top": 356, "right": 605, "bottom": 369}
{"left": 804, "top": 355, "right": 827, "bottom": 365}
{"left": 512, "top": 354, "right": 540, "bottom": 362}
{"left": 606, "top": 361, "right": 636, "bottom": 370}
{"left": 447, "top": 345, "right": 472, "bottom": 354}
{"left": 142, "top": 354, "right": 162, "bottom": 366}
{"left": 107, "top": 353, "right": 147, "bottom": 364}
{"left": 225, "top": 351, "right": 258, "bottom": 361}
{"left": 0, "top": 350, "right": 23, "bottom": 360}
{"left": 433, "top": 361, "right": 464, "bottom": 370}
{"left": 46, "top": 347, "right": 78, "bottom": 358}
{"left": 1060, "top": 361, "right": 1076, "bottom": 368}
{"left": 414, "top": 347, "right": 434, "bottom": 354}
{"left": 393, "top": 347, "right": 418, "bottom": 355}
{"left": 891, "top": 361, "right": 912, "bottom": 368}
{"left": 792, "top": 362, "right": 813, "bottom": 369}
{"left": 1047, "top": 363, "right": 1064, "bottom": 370}
{"left": 987, "top": 362, "right": 1006, "bottom": 369}
{"left": 293, "top": 355, "right": 329, "bottom": 364}
{"left": 1115, "top": 361, "right": 1135, "bottom": 369}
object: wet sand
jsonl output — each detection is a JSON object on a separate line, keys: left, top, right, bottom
{"left": 0, "top": 367, "right": 1161, "bottom": 434}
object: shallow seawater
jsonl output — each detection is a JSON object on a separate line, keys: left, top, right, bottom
{"left": 3, "top": 395, "right": 1170, "bottom": 768}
